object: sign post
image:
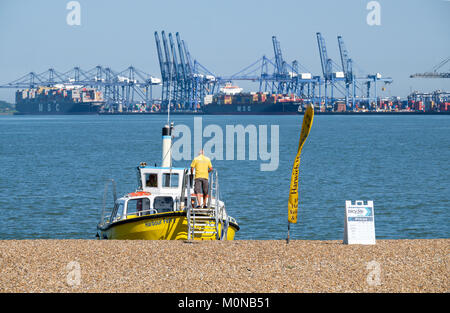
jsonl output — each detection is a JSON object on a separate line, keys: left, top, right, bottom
{"left": 343, "top": 200, "right": 376, "bottom": 245}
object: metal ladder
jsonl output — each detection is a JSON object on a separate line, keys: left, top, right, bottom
{"left": 186, "top": 170, "right": 223, "bottom": 240}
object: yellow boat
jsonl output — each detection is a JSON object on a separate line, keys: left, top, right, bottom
{"left": 97, "top": 123, "right": 239, "bottom": 240}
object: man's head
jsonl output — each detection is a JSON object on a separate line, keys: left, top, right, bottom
{"left": 198, "top": 149, "right": 204, "bottom": 156}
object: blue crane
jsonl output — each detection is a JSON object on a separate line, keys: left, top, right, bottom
{"left": 316, "top": 32, "right": 347, "bottom": 109}
{"left": 161, "top": 31, "right": 173, "bottom": 110}
{"left": 175, "top": 32, "right": 188, "bottom": 109}
{"left": 221, "top": 35, "right": 320, "bottom": 105}
{"left": 337, "top": 35, "right": 355, "bottom": 109}
{"left": 154, "top": 31, "right": 169, "bottom": 107}
{"left": 316, "top": 32, "right": 333, "bottom": 108}
{"left": 182, "top": 39, "right": 197, "bottom": 109}
{"left": 410, "top": 57, "right": 450, "bottom": 78}
{"left": 155, "top": 31, "right": 212, "bottom": 111}
{"left": 0, "top": 65, "right": 160, "bottom": 112}
{"left": 316, "top": 32, "right": 332, "bottom": 81}
{"left": 169, "top": 32, "right": 181, "bottom": 106}
{"left": 272, "top": 36, "right": 289, "bottom": 93}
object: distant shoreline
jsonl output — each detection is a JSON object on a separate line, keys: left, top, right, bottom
{"left": 9, "top": 111, "right": 450, "bottom": 116}
{"left": 0, "top": 239, "right": 447, "bottom": 293}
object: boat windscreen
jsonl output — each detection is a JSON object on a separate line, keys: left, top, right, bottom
{"left": 163, "top": 173, "right": 179, "bottom": 188}
{"left": 154, "top": 196, "right": 174, "bottom": 212}
{"left": 127, "top": 198, "right": 151, "bottom": 216}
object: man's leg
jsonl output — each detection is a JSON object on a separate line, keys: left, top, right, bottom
{"left": 194, "top": 179, "right": 202, "bottom": 208}
{"left": 203, "top": 179, "right": 209, "bottom": 208}
{"left": 196, "top": 194, "right": 202, "bottom": 207}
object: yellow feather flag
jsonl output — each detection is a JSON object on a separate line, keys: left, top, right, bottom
{"left": 288, "top": 104, "right": 314, "bottom": 224}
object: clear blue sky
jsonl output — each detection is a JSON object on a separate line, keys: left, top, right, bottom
{"left": 0, "top": 0, "right": 449, "bottom": 102}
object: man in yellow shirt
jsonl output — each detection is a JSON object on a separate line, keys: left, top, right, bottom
{"left": 190, "top": 150, "right": 213, "bottom": 208}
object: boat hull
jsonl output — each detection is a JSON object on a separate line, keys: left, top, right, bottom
{"left": 98, "top": 211, "right": 238, "bottom": 240}
{"left": 203, "top": 102, "right": 301, "bottom": 115}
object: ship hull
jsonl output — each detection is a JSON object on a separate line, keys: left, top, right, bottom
{"left": 203, "top": 102, "right": 301, "bottom": 115}
{"left": 15, "top": 101, "right": 101, "bottom": 115}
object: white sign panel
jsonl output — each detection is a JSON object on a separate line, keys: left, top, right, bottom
{"left": 344, "top": 200, "right": 376, "bottom": 245}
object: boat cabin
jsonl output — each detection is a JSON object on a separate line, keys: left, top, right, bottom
{"left": 108, "top": 165, "right": 198, "bottom": 223}
{"left": 138, "top": 165, "right": 186, "bottom": 194}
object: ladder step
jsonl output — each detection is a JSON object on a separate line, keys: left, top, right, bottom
{"left": 189, "top": 218, "right": 215, "bottom": 222}
{"left": 189, "top": 218, "right": 216, "bottom": 222}
{"left": 194, "top": 230, "right": 217, "bottom": 234}
{"left": 187, "top": 202, "right": 219, "bottom": 239}
{"left": 189, "top": 224, "right": 217, "bottom": 228}
{"left": 189, "top": 223, "right": 216, "bottom": 227}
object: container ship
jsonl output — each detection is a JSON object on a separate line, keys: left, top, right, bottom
{"left": 203, "top": 83, "right": 302, "bottom": 115}
{"left": 15, "top": 85, "right": 104, "bottom": 114}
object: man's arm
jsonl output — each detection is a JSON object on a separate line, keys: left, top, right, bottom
{"left": 208, "top": 159, "right": 213, "bottom": 173}
{"left": 190, "top": 159, "right": 196, "bottom": 175}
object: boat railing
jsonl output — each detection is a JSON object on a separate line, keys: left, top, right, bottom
{"left": 182, "top": 168, "right": 230, "bottom": 240}
{"left": 99, "top": 179, "right": 117, "bottom": 226}
{"left": 186, "top": 173, "right": 193, "bottom": 240}
{"left": 181, "top": 168, "right": 201, "bottom": 210}
{"left": 123, "top": 208, "right": 158, "bottom": 219}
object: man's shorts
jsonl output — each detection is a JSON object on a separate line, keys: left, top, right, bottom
{"left": 194, "top": 178, "right": 209, "bottom": 195}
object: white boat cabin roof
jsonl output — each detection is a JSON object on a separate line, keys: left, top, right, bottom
{"left": 137, "top": 165, "right": 189, "bottom": 196}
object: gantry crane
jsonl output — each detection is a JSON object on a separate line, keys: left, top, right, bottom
{"left": 0, "top": 66, "right": 160, "bottom": 111}
{"left": 316, "top": 32, "right": 346, "bottom": 108}
{"left": 337, "top": 35, "right": 355, "bottom": 108}
{"left": 410, "top": 57, "right": 450, "bottom": 78}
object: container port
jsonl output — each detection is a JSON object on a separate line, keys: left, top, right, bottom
{"left": 15, "top": 86, "right": 104, "bottom": 114}
{"left": 0, "top": 33, "right": 448, "bottom": 115}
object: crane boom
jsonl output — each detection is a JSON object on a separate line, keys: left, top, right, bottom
{"left": 337, "top": 35, "right": 353, "bottom": 84}
{"left": 316, "top": 32, "right": 332, "bottom": 80}
{"left": 154, "top": 32, "right": 166, "bottom": 82}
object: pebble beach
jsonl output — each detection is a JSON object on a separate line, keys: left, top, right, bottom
{"left": 0, "top": 239, "right": 448, "bottom": 293}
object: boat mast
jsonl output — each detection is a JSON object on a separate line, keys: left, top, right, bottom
{"left": 161, "top": 30, "right": 175, "bottom": 170}
{"left": 161, "top": 34, "right": 173, "bottom": 167}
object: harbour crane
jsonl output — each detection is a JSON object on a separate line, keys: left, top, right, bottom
{"left": 336, "top": 35, "right": 393, "bottom": 110}
{"left": 0, "top": 66, "right": 160, "bottom": 112}
{"left": 154, "top": 31, "right": 219, "bottom": 111}
{"left": 337, "top": 35, "right": 355, "bottom": 108}
{"left": 161, "top": 31, "right": 173, "bottom": 109}
{"left": 410, "top": 57, "right": 450, "bottom": 78}
{"left": 221, "top": 35, "right": 319, "bottom": 103}
{"left": 175, "top": 32, "right": 188, "bottom": 109}
{"left": 154, "top": 31, "right": 170, "bottom": 107}
{"left": 316, "top": 32, "right": 345, "bottom": 108}
{"left": 169, "top": 32, "right": 181, "bottom": 106}
{"left": 272, "top": 36, "right": 289, "bottom": 94}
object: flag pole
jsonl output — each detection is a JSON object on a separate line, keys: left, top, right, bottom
{"left": 286, "top": 221, "right": 290, "bottom": 244}
{"left": 286, "top": 104, "right": 314, "bottom": 244}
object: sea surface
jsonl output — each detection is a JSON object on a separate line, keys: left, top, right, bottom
{"left": 0, "top": 114, "right": 449, "bottom": 240}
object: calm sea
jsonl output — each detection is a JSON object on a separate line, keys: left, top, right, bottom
{"left": 0, "top": 114, "right": 448, "bottom": 240}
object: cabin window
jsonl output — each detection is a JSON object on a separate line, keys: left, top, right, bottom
{"left": 162, "top": 173, "right": 179, "bottom": 188}
{"left": 145, "top": 173, "right": 158, "bottom": 188}
{"left": 111, "top": 202, "right": 125, "bottom": 221}
{"left": 154, "top": 196, "right": 174, "bottom": 212}
{"left": 127, "top": 198, "right": 151, "bottom": 216}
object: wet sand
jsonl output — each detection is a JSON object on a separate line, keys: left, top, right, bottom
{"left": 0, "top": 239, "right": 448, "bottom": 293}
